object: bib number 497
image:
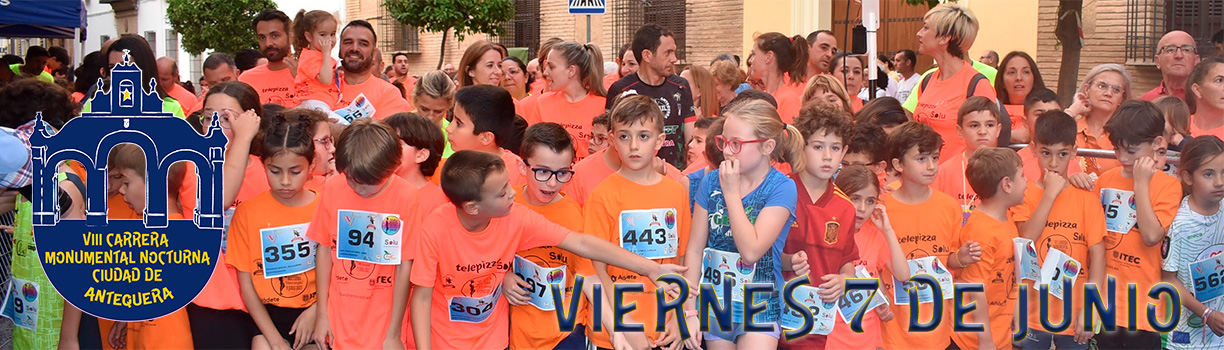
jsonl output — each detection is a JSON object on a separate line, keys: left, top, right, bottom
{"left": 702, "top": 266, "right": 737, "bottom": 288}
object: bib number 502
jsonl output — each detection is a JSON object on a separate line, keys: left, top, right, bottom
{"left": 624, "top": 228, "right": 667, "bottom": 245}
{"left": 264, "top": 242, "right": 311, "bottom": 263}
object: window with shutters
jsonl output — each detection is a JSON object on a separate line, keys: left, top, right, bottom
{"left": 165, "top": 30, "right": 178, "bottom": 57}
{"left": 378, "top": 6, "right": 420, "bottom": 54}
{"left": 144, "top": 31, "right": 157, "bottom": 56}
{"left": 497, "top": 0, "right": 541, "bottom": 59}
{"left": 612, "top": 0, "right": 687, "bottom": 63}
{"left": 1127, "top": 0, "right": 1224, "bottom": 64}
{"left": 1165, "top": 0, "right": 1223, "bottom": 57}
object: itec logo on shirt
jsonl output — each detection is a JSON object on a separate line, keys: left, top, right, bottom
{"left": 28, "top": 54, "right": 225, "bottom": 321}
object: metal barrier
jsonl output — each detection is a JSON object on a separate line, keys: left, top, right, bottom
{"left": 1008, "top": 144, "right": 1180, "bottom": 165}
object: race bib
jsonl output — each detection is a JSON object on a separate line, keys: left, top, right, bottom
{"left": 892, "top": 256, "right": 954, "bottom": 305}
{"left": 448, "top": 287, "right": 502, "bottom": 323}
{"left": 618, "top": 209, "right": 680, "bottom": 259}
{"left": 1, "top": 278, "right": 39, "bottom": 331}
{"left": 1100, "top": 188, "right": 1138, "bottom": 234}
{"left": 260, "top": 223, "right": 317, "bottom": 278}
{"left": 700, "top": 248, "right": 756, "bottom": 323}
{"left": 221, "top": 207, "right": 235, "bottom": 254}
{"left": 333, "top": 93, "right": 376, "bottom": 125}
{"left": 1014, "top": 238, "right": 1041, "bottom": 282}
{"left": 336, "top": 210, "right": 403, "bottom": 265}
{"left": 1039, "top": 248, "right": 1081, "bottom": 300}
{"left": 512, "top": 255, "right": 566, "bottom": 311}
{"left": 836, "top": 265, "right": 889, "bottom": 324}
{"left": 1190, "top": 255, "right": 1224, "bottom": 303}
{"left": 780, "top": 285, "right": 837, "bottom": 335}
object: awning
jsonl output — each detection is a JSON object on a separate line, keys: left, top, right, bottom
{"left": 0, "top": 1, "right": 86, "bottom": 39}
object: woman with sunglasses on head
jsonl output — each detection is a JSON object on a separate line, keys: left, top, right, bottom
{"left": 1066, "top": 63, "right": 1134, "bottom": 176}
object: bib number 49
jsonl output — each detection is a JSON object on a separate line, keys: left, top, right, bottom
{"left": 702, "top": 266, "right": 737, "bottom": 288}
{"left": 623, "top": 228, "right": 667, "bottom": 245}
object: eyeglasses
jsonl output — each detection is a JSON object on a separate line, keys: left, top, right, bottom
{"left": 714, "top": 135, "right": 769, "bottom": 155}
{"left": 1159, "top": 45, "right": 1197, "bottom": 55}
{"left": 523, "top": 160, "right": 574, "bottom": 183}
{"left": 314, "top": 135, "right": 334, "bottom": 148}
{"left": 201, "top": 111, "right": 234, "bottom": 129}
{"left": 1090, "top": 81, "right": 1124, "bottom": 95}
{"left": 589, "top": 134, "right": 608, "bottom": 145}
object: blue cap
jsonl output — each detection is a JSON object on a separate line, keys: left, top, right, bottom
{"left": 0, "top": 129, "right": 29, "bottom": 176}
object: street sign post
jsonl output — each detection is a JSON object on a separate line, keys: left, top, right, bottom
{"left": 569, "top": 0, "right": 606, "bottom": 42}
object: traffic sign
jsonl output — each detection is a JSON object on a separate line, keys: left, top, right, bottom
{"left": 569, "top": 0, "right": 606, "bottom": 14}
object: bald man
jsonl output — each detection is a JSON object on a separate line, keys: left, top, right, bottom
{"left": 978, "top": 50, "right": 999, "bottom": 68}
{"left": 1141, "top": 30, "right": 1201, "bottom": 101}
{"left": 157, "top": 57, "right": 198, "bottom": 113}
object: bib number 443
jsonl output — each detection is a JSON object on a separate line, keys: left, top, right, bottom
{"left": 623, "top": 228, "right": 667, "bottom": 245}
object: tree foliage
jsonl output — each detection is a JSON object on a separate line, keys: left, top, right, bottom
{"left": 384, "top": 0, "right": 516, "bottom": 69}
{"left": 902, "top": 0, "right": 942, "bottom": 9}
{"left": 166, "top": 0, "right": 279, "bottom": 55}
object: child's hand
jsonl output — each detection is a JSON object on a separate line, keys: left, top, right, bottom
{"left": 1041, "top": 170, "right": 1069, "bottom": 195}
{"left": 313, "top": 316, "right": 332, "bottom": 350}
{"left": 502, "top": 273, "right": 532, "bottom": 306}
{"left": 229, "top": 109, "right": 261, "bottom": 142}
{"left": 1068, "top": 173, "right": 1095, "bottom": 191}
{"left": 817, "top": 273, "right": 845, "bottom": 303}
{"left": 874, "top": 303, "right": 894, "bottom": 322}
{"left": 791, "top": 251, "right": 810, "bottom": 277}
{"left": 0, "top": 225, "right": 12, "bottom": 235}
{"left": 289, "top": 304, "right": 317, "bottom": 350}
{"left": 1133, "top": 157, "right": 1158, "bottom": 185}
{"left": 1073, "top": 313, "right": 1093, "bottom": 344}
{"left": 313, "top": 33, "right": 336, "bottom": 53}
{"left": 958, "top": 241, "right": 982, "bottom": 266}
{"left": 382, "top": 335, "right": 406, "bottom": 350}
{"left": 683, "top": 314, "right": 703, "bottom": 349}
{"left": 612, "top": 331, "right": 651, "bottom": 350}
{"left": 869, "top": 204, "right": 893, "bottom": 233}
{"left": 108, "top": 321, "right": 128, "bottom": 350}
{"left": 1207, "top": 310, "right": 1224, "bottom": 337}
{"left": 268, "top": 337, "right": 292, "bottom": 350}
{"left": 653, "top": 157, "right": 668, "bottom": 177}
{"left": 719, "top": 159, "right": 742, "bottom": 197}
{"left": 653, "top": 316, "right": 683, "bottom": 350}
{"left": 649, "top": 264, "right": 689, "bottom": 285}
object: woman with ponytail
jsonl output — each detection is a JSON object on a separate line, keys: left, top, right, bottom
{"left": 749, "top": 32, "right": 810, "bottom": 123}
{"left": 523, "top": 41, "right": 607, "bottom": 160}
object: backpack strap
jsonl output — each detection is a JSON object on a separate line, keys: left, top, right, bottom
{"left": 966, "top": 73, "right": 988, "bottom": 98}
{"left": 919, "top": 73, "right": 934, "bottom": 97}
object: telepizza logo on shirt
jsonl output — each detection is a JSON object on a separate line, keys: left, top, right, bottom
{"left": 455, "top": 259, "right": 511, "bottom": 273}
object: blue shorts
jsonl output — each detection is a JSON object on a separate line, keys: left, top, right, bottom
{"left": 704, "top": 322, "right": 782, "bottom": 343}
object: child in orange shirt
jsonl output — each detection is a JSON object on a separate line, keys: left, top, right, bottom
{"left": 932, "top": 96, "right": 1001, "bottom": 226}
{"left": 306, "top": 118, "right": 418, "bottom": 349}
{"left": 778, "top": 102, "right": 859, "bottom": 350}
{"left": 1090, "top": 101, "right": 1182, "bottom": 349}
{"left": 500, "top": 123, "right": 591, "bottom": 349}
{"left": 588, "top": 113, "right": 611, "bottom": 155}
{"left": 408, "top": 150, "right": 687, "bottom": 349}
{"left": 824, "top": 165, "right": 912, "bottom": 350}
{"left": 441, "top": 85, "right": 528, "bottom": 187}
{"left": 950, "top": 148, "right": 1026, "bottom": 350}
{"left": 681, "top": 100, "right": 803, "bottom": 349}
{"left": 228, "top": 113, "right": 324, "bottom": 350}
{"left": 292, "top": 10, "right": 341, "bottom": 119}
{"left": 385, "top": 112, "right": 449, "bottom": 211}
{"left": 1012, "top": 110, "right": 1105, "bottom": 350}
{"left": 1019, "top": 89, "right": 1083, "bottom": 182}
{"left": 525, "top": 41, "right": 608, "bottom": 160}
{"left": 878, "top": 122, "right": 981, "bottom": 350}
{"left": 583, "top": 95, "right": 692, "bottom": 350}
{"left": 107, "top": 144, "right": 196, "bottom": 350}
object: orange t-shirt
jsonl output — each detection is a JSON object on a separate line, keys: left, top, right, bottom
{"left": 825, "top": 223, "right": 889, "bottom": 350}
{"left": 430, "top": 149, "right": 527, "bottom": 188}
{"left": 397, "top": 75, "right": 418, "bottom": 101}
{"left": 1011, "top": 183, "right": 1105, "bottom": 335}
{"left": 1094, "top": 167, "right": 1181, "bottom": 332}
{"left": 1019, "top": 144, "right": 1083, "bottom": 186}
{"left": 240, "top": 64, "right": 298, "bottom": 107}
{"left": 912, "top": 62, "right": 998, "bottom": 164}
{"left": 129, "top": 213, "right": 194, "bottom": 350}
{"left": 931, "top": 151, "right": 978, "bottom": 226}
{"left": 515, "top": 94, "right": 538, "bottom": 121}
{"left": 1190, "top": 114, "right": 1224, "bottom": 138}
{"left": 950, "top": 211, "right": 1018, "bottom": 350}
{"left": 565, "top": 149, "right": 687, "bottom": 207}
{"left": 509, "top": 188, "right": 590, "bottom": 350}
{"left": 305, "top": 174, "right": 421, "bottom": 349}
{"left": 227, "top": 190, "right": 320, "bottom": 309}
{"left": 410, "top": 203, "right": 571, "bottom": 349}
{"left": 1075, "top": 117, "right": 1120, "bottom": 176}
{"left": 525, "top": 91, "right": 607, "bottom": 160}
{"left": 1004, "top": 104, "right": 1026, "bottom": 131}
{"left": 108, "top": 194, "right": 140, "bottom": 219}
{"left": 581, "top": 173, "right": 690, "bottom": 348}
{"left": 772, "top": 77, "right": 805, "bottom": 124}
{"left": 851, "top": 96, "right": 864, "bottom": 113}
{"left": 603, "top": 73, "right": 620, "bottom": 91}
{"left": 879, "top": 190, "right": 961, "bottom": 350}
{"left": 337, "top": 74, "right": 414, "bottom": 120}
{"left": 167, "top": 83, "right": 198, "bottom": 115}
{"left": 295, "top": 48, "right": 341, "bottom": 107}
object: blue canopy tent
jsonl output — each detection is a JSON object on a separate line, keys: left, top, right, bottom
{"left": 0, "top": 1, "right": 86, "bottom": 39}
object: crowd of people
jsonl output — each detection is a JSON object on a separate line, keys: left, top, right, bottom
{"left": 2, "top": 3, "right": 1224, "bottom": 350}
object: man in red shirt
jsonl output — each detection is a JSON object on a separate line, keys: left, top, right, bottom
{"left": 240, "top": 9, "right": 298, "bottom": 107}
{"left": 1141, "top": 31, "right": 1200, "bottom": 101}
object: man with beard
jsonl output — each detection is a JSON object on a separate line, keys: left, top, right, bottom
{"left": 806, "top": 30, "right": 838, "bottom": 76}
{"left": 240, "top": 9, "right": 298, "bottom": 107}
{"left": 605, "top": 24, "right": 695, "bottom": 169}
{"left": 392, "top": 52, "right": 416, "bottom": 100}
{"left": 335, "top": 20, "right": 411, "bottom": 119}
